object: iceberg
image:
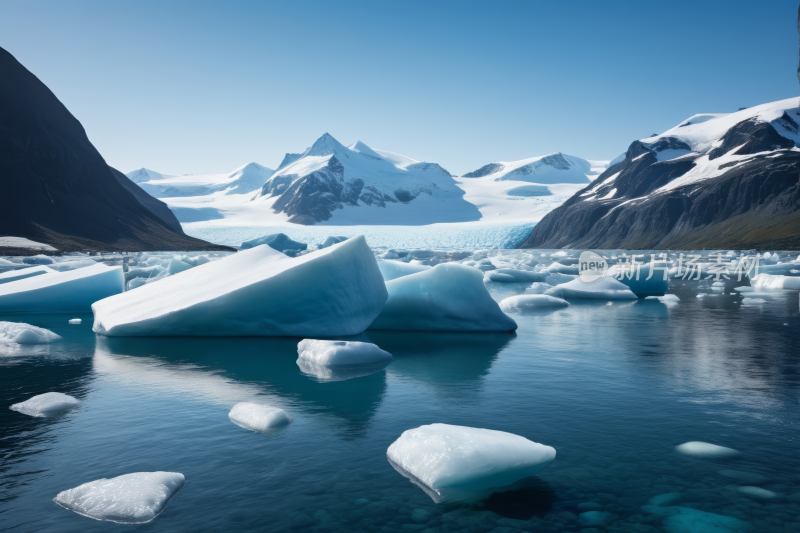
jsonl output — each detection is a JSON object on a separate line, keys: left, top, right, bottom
{"left": 10, "top": 392, "right": 79, "bottom": 417}
{"left": 387, "top": 423, "right": 555, "bottom": 503}
{"left": 645, "top": 294, "right": 680, "bottom": 304}
{"left": 0, "top": 321, "right": 62, "bottom": 344}
{"left": 675, "top": 441, "right": 739, "bottom": 458}
{"left": 545, "top": 276, "right": 637, "bottom": 300}
{"left": 69, "top": 319, "right": 82, "bottom": 325}
{"left": 0, "top": 264, "right": 124, "bottom": 313}
{"left": 605, "top": 264, "right": 669, "bottom": 297}
{"left": 750, "top": 274, "right": 800, "bottom": 290}
{"left": 546, "top": 262, "right": 579, "bottom": 275}
{"left": 229, "top": 402, "right": 292, "bottom": 432}
{"left": 22, "top": 254, "right": 55, "bottom": 265}
{"left": 319, "top": 236, "right": 348, "bottom": 249}
{"left": 92, "top": 236, "right": 387, "bottom": 337}
{"left": 370, "top": 264, "right": 517, "bottom": 332}
{"left": 377, "top": 260, "right": 431, "bottom": 281}
{"left": 296, "top": 339, "right": 392, "bottom": 382}
{"left": 53, "top": 472, "right": 185, "bottom": 524}
{"left": 0, "top": 265, "right": 53, "bottom": 285}
{"left": 167, "top": 256, "right": 193, "bottom": 275}
{"left": 239, "top": 232, "right": 307, "bottom": 256}
{"left": 499, "top": 295, "right": 569, "bottom": 311}
{"left": 125, "top": 265, "right": 164, "bottom": 282}
{"left": 484, "top": 269, "right": 548, "bottom": 283}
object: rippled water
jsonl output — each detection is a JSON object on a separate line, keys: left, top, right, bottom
{"left": 2, "top": 273, "right": 800, "bottom": 532}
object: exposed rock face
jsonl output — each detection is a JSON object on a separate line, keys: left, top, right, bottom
{"left": 0, "top": 46, "right": 228, "bottom": 253}
{"left": 520, "top": 113, "right": 800, "bottom": 250}
{"left": 462, "top": 163, "right": 506, "bottom": 178}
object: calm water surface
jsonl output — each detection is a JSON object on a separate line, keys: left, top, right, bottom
{"left": 2, "top": 280, "right": 800, "bottom": 532}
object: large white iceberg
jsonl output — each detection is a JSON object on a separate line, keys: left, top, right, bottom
{"left": 0, "top": 321, "right": 61, "bottom": 344}
{"left": 484, "top": 269, "right": 548, "bottom": 283}
{"left": 10, "top": 392, "right": 80, "bottom": 417}
{"left": 378, "top": 260, "right": 431, "bottom": 281}
{"left": 387, "top": 423, "right": 556, "bottom": 502}
{"left": 750, "top": 274, "right": 800, "bottom": 290}
{"left": 229, "top": 402, "right": 293, "bottom": 432}
{"left": 92, "top": 236, "right": 387, "bottom": 337}
{"left": 545, "top": 276, "right": 637, "bottom": 300}
{"left": 296, "top": 339, "right": 392, "bottom": 382}
{"left": 53, "top": 472, "right": 185, "bottom": 524}
{"left": 499, "top": 295, "right": 569, "bottom": 311}
{"left": 0, "top": 265, "right": 53, "bottom": 285}
{"left": 0, "top": 264, "right": 123, "bottom": 313}
{"left": 370, "top": 264, "right": 517, "bottom": 332}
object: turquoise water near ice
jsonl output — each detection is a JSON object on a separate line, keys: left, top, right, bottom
{"left": 2, "top": 278, "right": 800, "bottom": 532}
{"left": 182, "top": 222, "right": 537, "bottom": 249}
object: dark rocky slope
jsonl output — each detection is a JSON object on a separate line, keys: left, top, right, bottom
{"left": 0, "top": 46, "right": 230, "bottom": 253}
{"left": 520, "top": 112, "right": 800, "bottom": 250}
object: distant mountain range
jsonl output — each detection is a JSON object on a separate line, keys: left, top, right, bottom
{"left": 0, "top": 45, "right": 228, "bottom": 253}
{"left": 127, "top": 163, "right": 275, "bottom": 198}
{"left": 521, "top": 97, "right": 800, "bottom": 249}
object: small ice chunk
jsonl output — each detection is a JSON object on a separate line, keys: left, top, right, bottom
{"left": 297, "top": 339, "right": 391, "bottom": 367}
{"left": 378, "top": 260, "right": 431, "bottom": 281}
{"left": 53, "top": 472, "right": 185, "bottom": 524}
{"left": 50, "top": 259, "right": 97, "bottom": 272}
{"left": 605, "top": 264, "right": 669, "bottom": 297}
{"left": 10, "top": 392, "right": 80, "bottom": 417}
{"left": 733, "top": 286, "right": 754, "bottom": 292}
{"left": 69, "top": 319, "right": 82, "bottom": 325}
{"left": 546, "top": 262, "right": 579, "bottom": 275}
{"left": 229, "top": 402, "right": 292, "bottom": 432}
{"left": 239, "top": 233, "right": 307, "bottom": 256}
{"left": 319, "top": 236, "right": 348, "bottom": 249}
{"left": 387, "top": 424, "right": 555, "bottom": 502}
{"left": 545, "top": 276, "right": 637, "bottom": 300}
{"left": 167, "top": 257, "right": 193, "bottom": 275}
{"left": 543, "top": 272, "right": 577, "bottom": 285}
{"left": 499, "top": 295, "right": 569, "bottom": 311}
{"left": 750, "top": 274, "right": 800, "bottom": 290}
{"left": 0, "top": 321, "right": 61, "bottom": 344}
{"left": 484, "top": 269, "right": 548, "bottom": 283}
{"left": 645, "top": 294, "right": 680, "bottom": 304}
{"left": 741, "top": 298, "right": 767, "bottom": 305}
{"left": 675, "top": 441, "right": 739, "bottom": 458}
{"left": 22, "top": 254, "right": 55, "bottom": 265}
{"left": 736, "top": 486, "right": 778, "bottom": 500}
{"left": 370, "top": 264, "right": 517, "bottom": 332}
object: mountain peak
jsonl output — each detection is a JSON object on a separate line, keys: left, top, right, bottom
{"left": 347, "top": 140, "right": 383, "bottom": 159}
{"left": 306, "top": 132, "right": 346, "bottom": 157}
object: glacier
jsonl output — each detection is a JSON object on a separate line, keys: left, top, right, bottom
{"left": 370, "top": 264, "right": 517, "bottom": 332}
{"left": 53, "top": 472, "right": 185, "bottom": 524}
{"left": 0, "top": 264, "right": 124, "bottom": 313}
{"left": 387, "top": 423, "right": 556, "bottom": 503}
{"left": 92, "top": 235, "right": 387, "bottom": 337}
{"left": 229, "top": 403, "right": 293, "bottom": 432}
{"left": 10, "top": 392, "right": 80, "bottom": 417}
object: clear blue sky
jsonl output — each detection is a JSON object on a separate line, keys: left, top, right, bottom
{"left": 1, "top": 0, "right": 798, "bottom": 176}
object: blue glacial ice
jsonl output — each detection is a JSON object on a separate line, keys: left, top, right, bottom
{"left": 53, "top": 472, "right": 185, "bottom": 524}
{"left": 606, "top": 264, "right": 669, "bottom": 297}
{"left": 0, "top": 266, "right": 53, "bottom": 285}
{"left": 229, "top": 403, "right": 293, "bottom": 432}
{"left": 387, "top": 423, "right": 556, "bottom": 503}
{"left": 10, "top": 392, "right": 79, "bottom": 417}
{"left": 377, "top": 260, "right": 431, "bottom": 281}
{"left": 370, "top": 264, "right": 517, "bottom": 332}
{"left": 92, "top": 236, "right": 387, "bottom": 337}
{"left": 0, "top": 264, "right": 124, "bottom": 313}
{"left": 239, "top": 232, "right": 308, "bottom": 256}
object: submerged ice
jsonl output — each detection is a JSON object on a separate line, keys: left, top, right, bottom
{"left": 53, "top": 472, "right": 185, "bottom": 524}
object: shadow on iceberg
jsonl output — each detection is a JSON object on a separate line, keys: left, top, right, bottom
{"left": 94, "top": 336, "right": 386, "bottom": 438}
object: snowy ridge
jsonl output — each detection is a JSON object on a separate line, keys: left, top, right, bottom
{"left": 126, "top": 163, "right": 274, "bottom": 198}
{"left": 461, "top": 152, "right": 597, "bottom": 184}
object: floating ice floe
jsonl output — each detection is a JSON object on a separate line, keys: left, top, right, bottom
{"left": 545, "top": 276, "right": 637, "bottom": 300}
{"left": 675, "top": 441, "right": 740, "bottom": 458}
{"left": 750, "top": 274, "right": 800, "bottom": 290}
{"left": 640, "top": 505, "right": 753, "bottom": 533}
{"left": 69, "top": 319, "right": 82, "bottom": 325}
{"left": 0, "top": 264, "right": 124, "bottom": 313}
{"left": 53, "top": 472, "right": 185, "bottom": 524}
{"left": 319, "top": 236, "right": 348, "bottom": 249}
{"left": 229, "top": 402, "right": 292, "bottom": 432}
{"left": 50, "top": 259, "right": 97, "bottom": 272}
{"left": 93, "top": 236, "right": 387, "bottom": 337}
{"left": 239, "top": 232, "right": 307, "bottom": 256}
{"left": 387, "top": 423, "right": 555, "bottom": 503}
{"left": 546, "top": 262, "right": 579, "bottom": 275}
{"left": 370, "top": 264, "right": 517, "bottom": 332}
{"left": 645, "top": 294, "right": 680, "bottom": 304}
{"left": 0, "top": 321, "right": 61, "bottom": 344}
{"left": 499, "top": 295, "right": 569, "bottom": 311}
{"left": 0, "top": 265, "right": 53, "bottom": 285}
{"left": 10, "top": 392, "right": 79, "bottom": 417}
{"left": 378, "top": 260, "right": 431, "bottom": 281}
{"left": 296, "top": 339, "right": 392, "bottom": 382}
{"left": 22, "top": 254, "right": 55, "bottom": 265}
{"left": 736, "top": 486, "right": 778, "bottom": 500}
{"left": 605, "top": 264, "right": 669, "bottom": 297}
{"left": 484, "top": 269, "right": 548, "bottom": 283}
{"left": 741, "top": 298, "right": 768, "bottom": 305}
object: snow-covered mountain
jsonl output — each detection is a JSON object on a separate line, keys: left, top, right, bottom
{"left": 251, "top": 133, "right": 480, "bottom": 224}
{"left": 126, "top": 163, "right": 274, "bottom": 198}
{"left": 522, "top": 97, "right": 800, "bottom": 249}
{"left": 454, "top": 153, "right": 609, "bottom": 222}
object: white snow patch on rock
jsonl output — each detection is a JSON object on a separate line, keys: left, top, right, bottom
{"left": 229, "top": 402, "right": 293, "bottom": 432}
{"left": 10, "top": 392, "right": 80, "bottom": 417}
{"left": 53, "top": 472, "right": 185, "bottom": 524}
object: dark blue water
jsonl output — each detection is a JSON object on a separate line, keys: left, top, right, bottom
{"left": 2, "top": 281, "right": 800, "bottom": 532}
